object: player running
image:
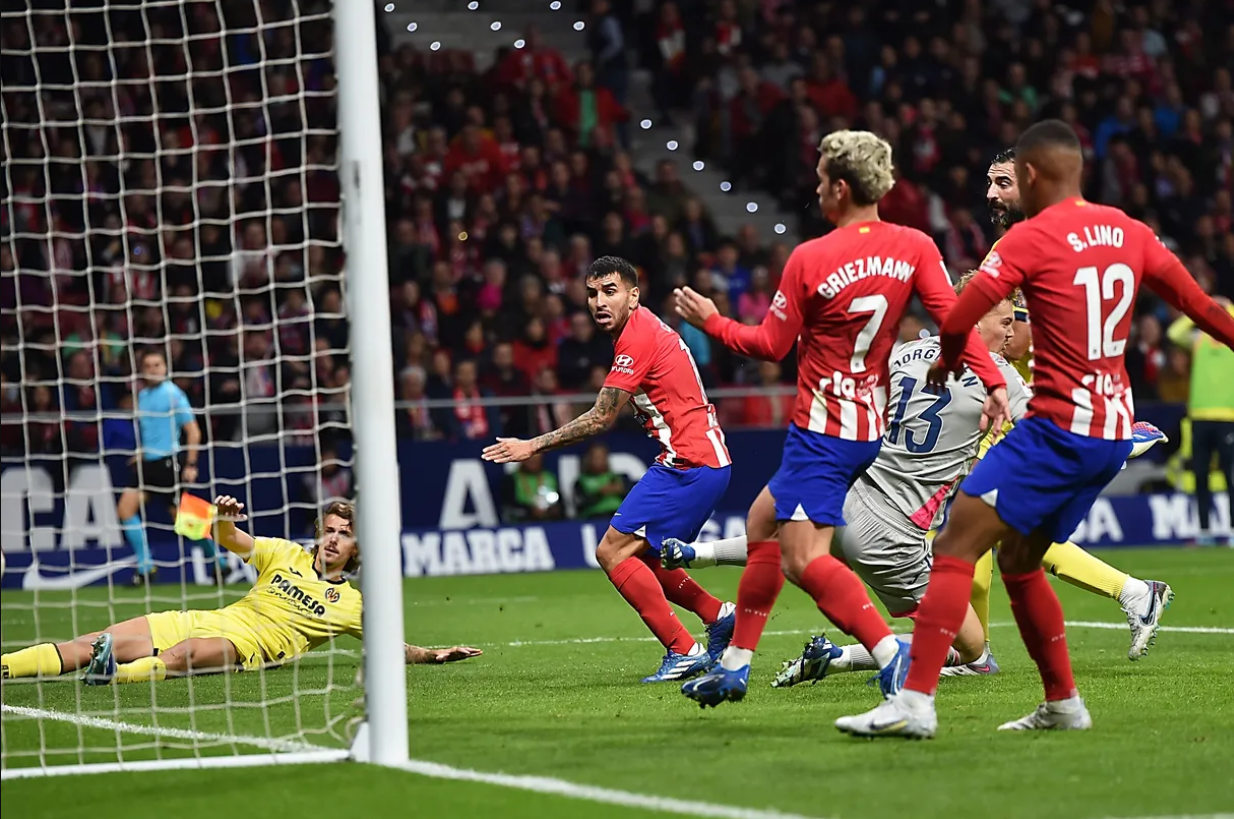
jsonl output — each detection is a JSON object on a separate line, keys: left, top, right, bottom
{"left": 836, "top": 120, "right": 1234, "bottom": 739}
{"left": 482, "top": 256, "right": 737, "bottom": 684}
{"left": 119, "top": 348, "right": 224, "bottom": 585}
{"left": 978, "top": 151, "right": 1172, "bottom": 662}
{"left": 1, "top": 498, "right": 482, "bottom": 683}
{"left": 671, "top": 130, "right": 1010, "bottom": 708}
{"left": 668, "top": 272, "right": 1028, "bottom": 682}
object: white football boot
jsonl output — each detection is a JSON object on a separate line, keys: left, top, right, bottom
{"left": 835, "top": 691, "right": 937, "bottom": 739}
{"left": 998, "top": 696, "right": 1093, "bottom": 731}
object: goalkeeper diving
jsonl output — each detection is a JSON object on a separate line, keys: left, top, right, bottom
{"left": 1, "top": 497, "right": 481, "bottom": 684}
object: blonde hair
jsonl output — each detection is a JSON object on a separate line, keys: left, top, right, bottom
{"left": 818, "top": 130, "right": 896, "bottom": 205}
{"left": 956, "top": 269, "right": 1020, "bottom": 307}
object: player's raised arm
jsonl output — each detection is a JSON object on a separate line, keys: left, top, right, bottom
{"left": 914, "top": 245, "right": 1007, "bottom": 391}
{"left": 482, "top": 386, "right": 633, "bottom": 463}
{"left": 675, "top": 250, "right": 805, "bottom": 362}
{"left": 211, "top": 495, "right": 255, "bottom": 558}
{"left": 1140, "top": 228, "right": 1234, "bottom": 348}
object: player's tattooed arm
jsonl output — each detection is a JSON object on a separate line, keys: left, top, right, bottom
{"left": 481, "top": 388, "right": 632, "bottom": 464}
{"left": 531, "top": 387, "right": 631, "bottom": 453}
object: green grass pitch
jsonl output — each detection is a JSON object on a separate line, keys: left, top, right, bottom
{"left": 3, "top": 547, "right": 1233, "bottom": 819}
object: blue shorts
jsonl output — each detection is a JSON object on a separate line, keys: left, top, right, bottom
{"left": 610, "top": 464, "right": 731, "bottom": 554}
{"left": 962, "top": 415, "right": 1134, "bottom": 543}
{"left": 768, "top": 424, "right": 881, "bottom": 527}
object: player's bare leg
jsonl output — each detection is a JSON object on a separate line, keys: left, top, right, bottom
{"left": 596, "top": 527, "right": 710, "bottom": 682}
{"left": 89, "top": 635, "right": 242, "bottom": 686}
{"left": 4, "top": 616, "right": 156, "bottom": 681}
{"left": 156, "top": 637, "right": 241, "bottom": 677}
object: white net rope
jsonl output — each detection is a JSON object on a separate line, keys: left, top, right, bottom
{"left": 1, "top": 0, "right": 361, "bottom": 770}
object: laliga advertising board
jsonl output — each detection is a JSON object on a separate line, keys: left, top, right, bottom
{"left": 0, "top": 431, "right": 1229, "bottom": 588}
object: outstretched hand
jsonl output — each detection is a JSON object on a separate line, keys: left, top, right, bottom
{"left": 212, "top": 495, "right": 248, "bottom": 522}
{"left": 674, "top": 286, "right": 718, "bottom": 329}
{"left": 430, "top": 646, "right": 483, "bottom": 664}
{"left": 482, "top": 437, "right": 536, "bottom": 464}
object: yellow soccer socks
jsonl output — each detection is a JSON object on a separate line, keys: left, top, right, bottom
{"left": 113, "top": 656, "right": 167, "bottom": 684}
{"left": 1, "top": 643, "right": 63, "bottom": 679}
{"left": 1042, "top": 540, "right": 1128, "bottom": 599}
{"left": 970, "top": 550, "right": 994, "bottom": 644}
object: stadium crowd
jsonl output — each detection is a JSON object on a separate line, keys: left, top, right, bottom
{"left": 1, "top": 0, "right": 1231, "bottom": 460}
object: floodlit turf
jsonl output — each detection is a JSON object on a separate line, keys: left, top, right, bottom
{"left": 3, "top": 547, "right": 1234, "bottom": 819}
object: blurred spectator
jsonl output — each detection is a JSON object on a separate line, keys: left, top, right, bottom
{"left": 734, "top": 361, "right": 794, "bottom": 429}
{"left": 5, "top": 0, "right": 1232, "bottom": 461}
{"left": 573, "top": 442, "right": 632, "bottom": 519}
{"left": 502, "top": 453, "right": 563, "bottom": 522}
{"left": 444, "top": 359, "right": 501, "bottom": 442}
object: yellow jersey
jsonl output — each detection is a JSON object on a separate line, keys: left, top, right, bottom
{"left": 224, "top": 537, "right": 365, "bottom": 663}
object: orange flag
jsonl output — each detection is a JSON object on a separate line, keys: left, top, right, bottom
{"left": 174, "top": 493, "right": 217, "bottom": 540}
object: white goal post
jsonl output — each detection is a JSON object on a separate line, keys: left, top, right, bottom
{"left": 0, "top": 0, "right": 404, "bottom": 776}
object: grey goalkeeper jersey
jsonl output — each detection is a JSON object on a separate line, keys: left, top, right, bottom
{"left": 862, "top": 336, "right": 1030, "bottom": 530}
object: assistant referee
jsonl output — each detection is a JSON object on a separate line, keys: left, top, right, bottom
{"left": 116, "top": 348, "right": 219, "bottom": 584}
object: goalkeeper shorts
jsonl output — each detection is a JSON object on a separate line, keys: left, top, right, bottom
{"left": 145, "top": 609, "right": 266, "bottom": 671}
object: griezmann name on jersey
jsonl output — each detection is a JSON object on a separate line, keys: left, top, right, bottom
{"left": 603, "top": 306, "right": 731, "bottom": 469}
{"left": 956, "top": 198, "right": 1234, "bottom": 440}
{"left": 703, "top": 221, "right": 1006, "bottom": 442}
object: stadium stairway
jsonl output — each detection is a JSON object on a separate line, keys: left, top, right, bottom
{"left": 383, "top": 0, "right": 791, "bottom": 243}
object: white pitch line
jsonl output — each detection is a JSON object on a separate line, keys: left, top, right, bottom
{"left": 499, "top": 620, "right": 1232, "bottom": 648}
{"left": 2, "top": 707, "right": 1228, "bottom": 819}
{"left": 0, "top": 704, "right": 322, "bottom": 754}
{"left": 1053, "top": 620, "right": 1234, "bottom": 635}
{"left": 398, "top": 758, "right": 827, "bottom": 819}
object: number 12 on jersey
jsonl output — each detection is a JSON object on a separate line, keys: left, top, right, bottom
{"left": 1074, "top": 263, "right": 1134, "bottom": 360}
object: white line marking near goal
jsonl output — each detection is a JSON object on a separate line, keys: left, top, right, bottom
{"left": 0, "top": 704, "right": 322, "bottom": 755}
{"left": 398, "top": 758, "right": 827, "bottom": 819}
{"left": 1050, "top": 620, "right": 1234, "bottom": 635}
{"left": 499, "top": 621, "right": 1232, "bottom": 647}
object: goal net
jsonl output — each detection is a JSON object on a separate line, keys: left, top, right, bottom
{"left": 1, "top": 0, "right": 385, "bottom": 775}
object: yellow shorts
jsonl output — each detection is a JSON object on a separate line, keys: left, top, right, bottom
{"left": 144, "top": 609, "right": 267, "bottom": 671}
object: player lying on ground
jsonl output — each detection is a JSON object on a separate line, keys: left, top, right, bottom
{"left": 666, "top": 272, "right": 1029, "bottom": 683}
{"left": 836, "top": 119, "right": 1234, "bottom": 739}
{"left": 482, "top": 256, "right": 736, "bottom": 683}
{"left": 973, "top": 149, "right": 1173, "bottom": 661}
{"left": 1, "top": 498, "right": 481, "bottom": 683}
{"left": 671, "top": 130, "right": 1011, "bottom": 708}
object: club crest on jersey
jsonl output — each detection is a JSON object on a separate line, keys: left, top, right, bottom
{"left": 771, "top": 290, "right": 788, "bottom": 320}
{"left": 980, "top": 251, "right": 1003, "bottom": 278}
{"left": 612, "top": 354, "right": 635, "bottom": 376}
{"left": 325, "top": 587, "right": 340, "bottom": 603}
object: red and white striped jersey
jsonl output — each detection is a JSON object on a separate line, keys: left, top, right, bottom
{"left": 703, "top": 222, "right": 1006, "bottom": 442}
{"left": 947, "top": 199, "right": 1234, "bottom": 440}
{"left": 603, "top": 306, "right": 731, "bottom": 469}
